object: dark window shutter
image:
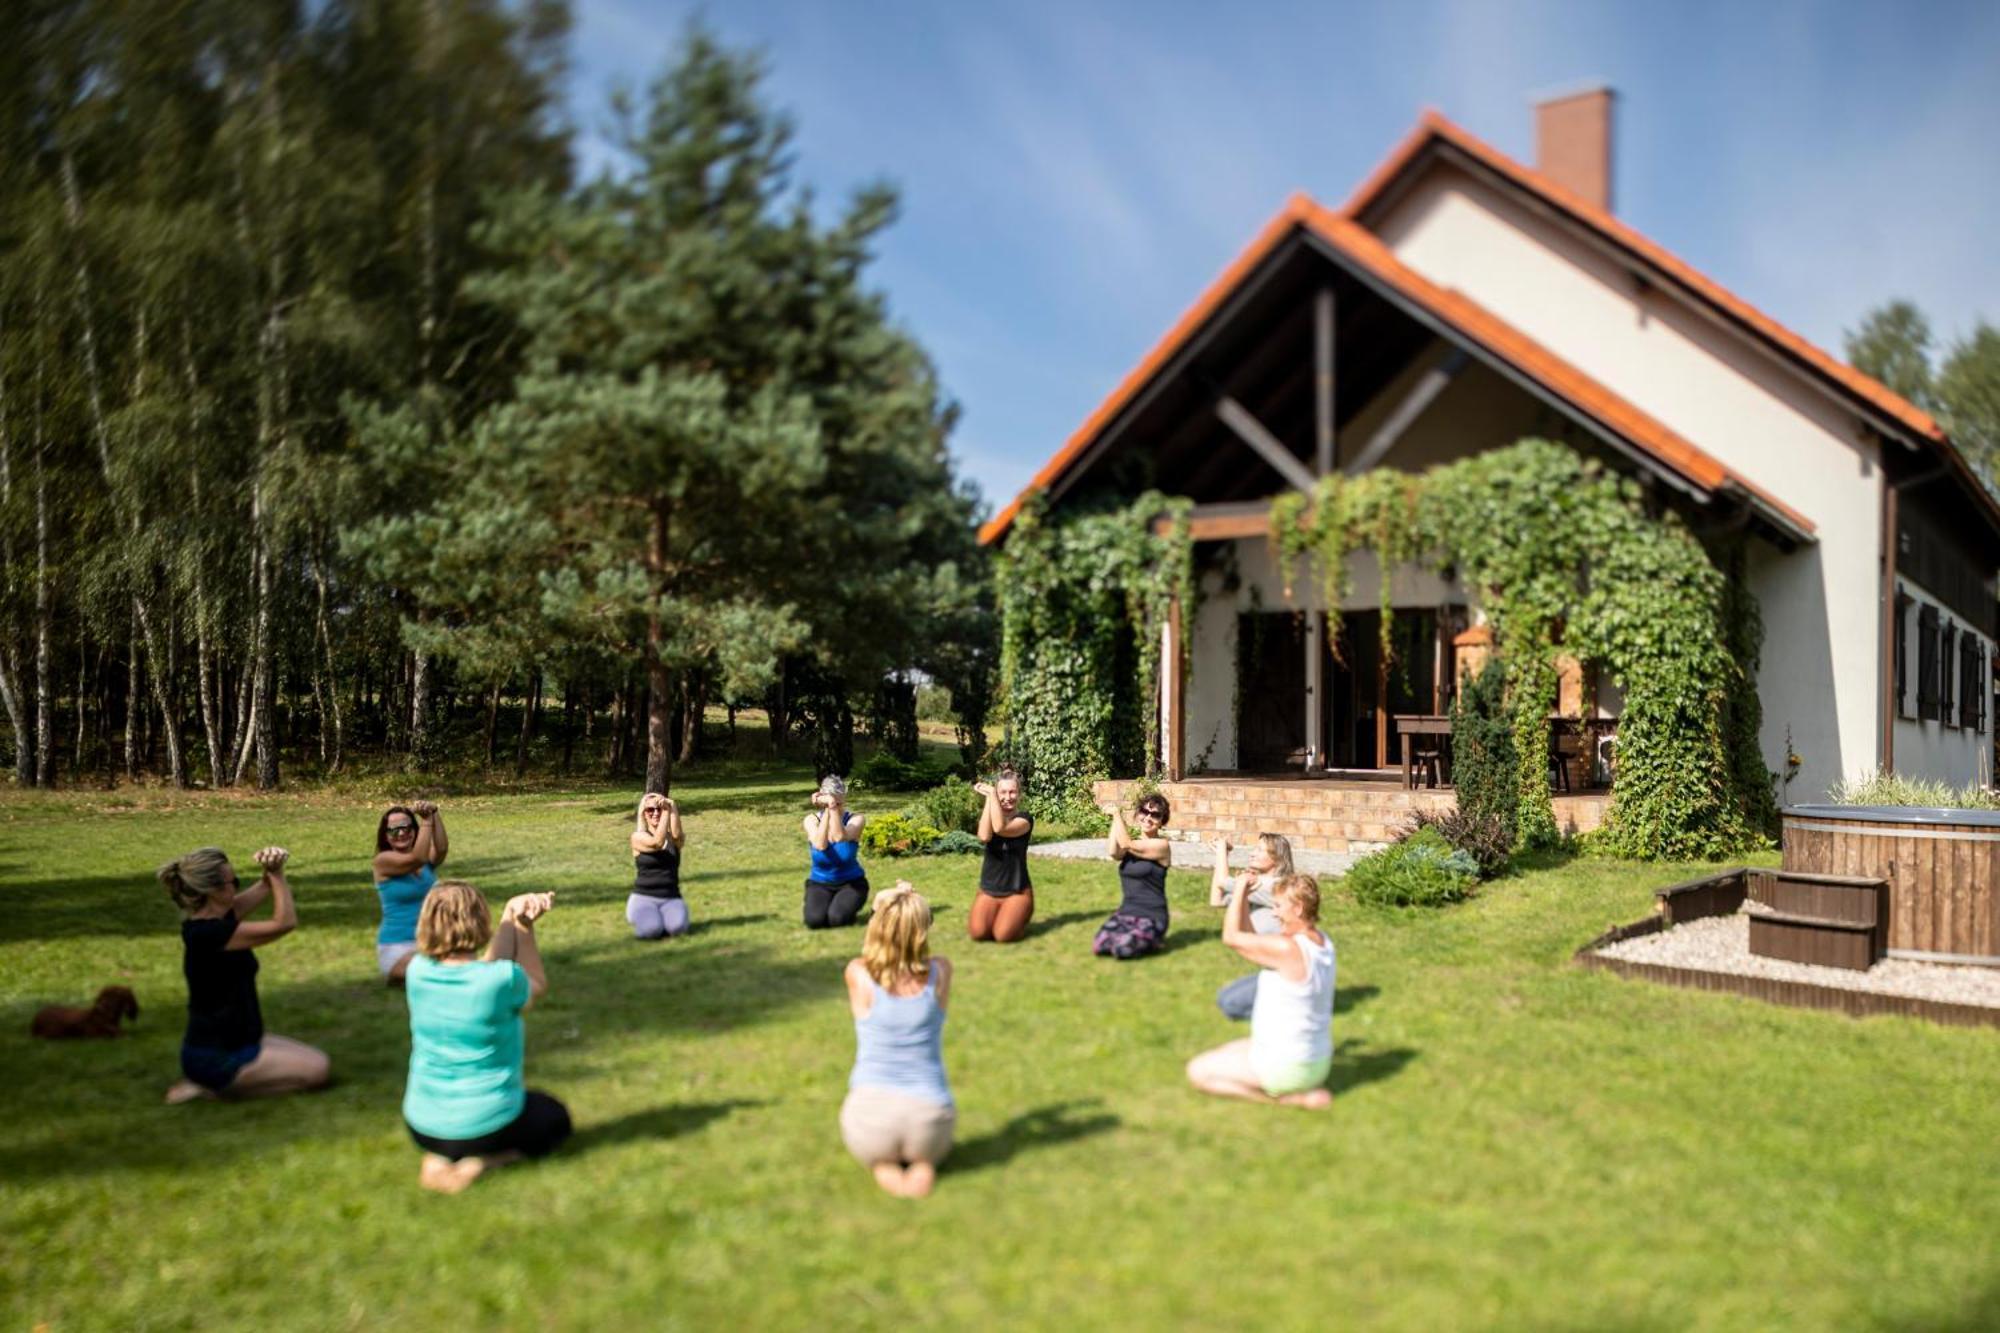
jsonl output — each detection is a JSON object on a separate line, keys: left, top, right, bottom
{"left": 1943, "top": 621, "right": 1959, "bottom": 728}
{"left": 1895, "top": 589, "right": 1913, "bottom": 718}
{"left": 1961, "top": 635, "right": 1984, "bottom": 735}
{"left": 1918, "top": 604, "right": 1940, "bottom": 721}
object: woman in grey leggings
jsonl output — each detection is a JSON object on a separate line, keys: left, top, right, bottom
{"left": 1210, "top": 832, "right": 1294, "bottom": 1019}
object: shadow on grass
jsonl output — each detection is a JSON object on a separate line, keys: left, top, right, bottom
{"left": 569, "top": 1098, "right": 765, "bottom": 1156}
{"left": 1021, "top": 909, "right": 1105, "bottom": 941}
{"left": 1330, "top": 1038, "right": 1417, "bottom": 1094}
{"left": 947, "top": 1099, "right": 1121, "bottom": 1175}
{"left": 1334, "top": 983, "right": 1380, "bottom": 1014}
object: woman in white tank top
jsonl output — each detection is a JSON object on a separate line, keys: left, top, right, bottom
{"left": 1186, "top": 873, "right": 1335, "bottom": 1109}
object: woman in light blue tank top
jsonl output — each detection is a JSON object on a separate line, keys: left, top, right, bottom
{"left": 372, "top": 801, "right": 449, "bottom": 985}
{"left": 840, "top": 881, "right": 954, "bottom": 1197}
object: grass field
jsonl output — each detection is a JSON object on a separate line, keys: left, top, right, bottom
{"left": 4, "top": 760, "right": 1999, "bottom": 1330}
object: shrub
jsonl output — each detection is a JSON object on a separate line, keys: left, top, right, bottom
{"left": 921, "top": 830, "right": 984, "bottom": 855}
{"left": 852, "top": 750, "right": 952, "bottom": 792}
{"left": 1829, "top": 769, "right": 2000, "bottom": 810}
{"left": 1449, "top": 659, "right": 1518, "bottom": 850}
{"left": 902, "top": 776, "right": 982, "bottom": 834}
{"left": 1344, "top": 827, "right": 1479, "bottom": 908}
{"left": 1405, "top": 807, "right": 1512, "bottom": 879}
{"left": 859, "top": 813, "right": 945, "bottom": 857}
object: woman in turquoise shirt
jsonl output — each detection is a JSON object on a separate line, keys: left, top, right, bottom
{"left": 803, "top": 775, "right": 870, "bottom": 929}
{"left": 403, "top": 880, "right": 570, "bottom": 1194}
{"left": 371, "top": 801, "right": 448, "bottom": 984}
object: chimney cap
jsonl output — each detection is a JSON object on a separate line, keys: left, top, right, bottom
{"left": 1529, "top": 81, "right": 1617, "bottom": 109}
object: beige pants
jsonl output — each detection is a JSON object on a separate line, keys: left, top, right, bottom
{"left": 840, "top": 1086, "right": 956, "bottom": 1166}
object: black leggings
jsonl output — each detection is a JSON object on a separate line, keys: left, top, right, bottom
{"left": 407, "top": 1089, "right": 572, "bottom": 1161}
{"left": 804, "top": 875, "right": 870, "bottom": 929}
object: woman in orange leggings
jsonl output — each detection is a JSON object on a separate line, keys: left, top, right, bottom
{"left": 968, "top": 768, "right": 1034, "bottom": 942}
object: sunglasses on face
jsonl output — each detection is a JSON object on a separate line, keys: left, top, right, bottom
{"left": 386, "top": 823, "right": 416, "bottom": 835}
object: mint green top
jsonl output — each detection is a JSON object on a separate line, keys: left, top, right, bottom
{"left": 402, "top": 955, "right": 531, "bottom": 1140}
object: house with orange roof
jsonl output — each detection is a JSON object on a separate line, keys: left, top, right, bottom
{"left": 984, "top": 90, "right": 1999, "bottom": 817}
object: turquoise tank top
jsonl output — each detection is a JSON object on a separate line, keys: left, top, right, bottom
{"left": 809, "top": 835, "right": 865, "bottom": 884}
{"left": 376, "top": 863, "right": 438, "bottom": 945}
{"left": 849, "top": 962, "right": 951, "bottom": 1106}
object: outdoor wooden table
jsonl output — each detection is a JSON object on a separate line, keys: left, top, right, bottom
{"left": 1394, "top": 715, "right": 1452, "bottom": 788}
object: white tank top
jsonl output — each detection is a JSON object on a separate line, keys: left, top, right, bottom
{"left": 1250, "top": 930, "right": 1335, "bottom": 1068}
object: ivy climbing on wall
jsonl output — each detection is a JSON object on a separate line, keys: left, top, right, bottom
{"left": 995, "top": 491, "right": 1193, "bottom": 818}
{"left": 1270, "top": 438, "right": 1766, "bottom": 859}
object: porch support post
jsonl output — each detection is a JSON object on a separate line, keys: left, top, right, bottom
{"left": 1314, "top": 287, "right": 1336, "bottom": 474}
{"left": 1215, "top": 396, "right": 1319, "bottom": 494}
{"left": 1305, "top": 610, "right": 1323, "bottom": 771}
{"left": 1161, "top": 598, "right": 1186, "bottom": 781}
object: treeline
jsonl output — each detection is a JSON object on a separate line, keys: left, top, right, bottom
{"left": 0, "top": 4, "right": 991, "bottom": 792}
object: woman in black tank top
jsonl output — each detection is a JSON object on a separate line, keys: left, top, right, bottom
{"left": 969, "top": 769, "right": 1035, "bottom": 943}
{"left": 627, "top": 793, "right": 688, "bottom": 939}
{"left": 1092, "top": 792, "right": 1173, "bottom": 959}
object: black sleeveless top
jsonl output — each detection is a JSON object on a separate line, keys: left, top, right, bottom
{"left": 979, "top": 814, "right": 1034, "bottom": 896}
{"left": 182, "top": 913, "right": 263, "bottom": 1052}
{"left": 633, "top": 843, "right": 682, "bottom": 899}
{"left": 1116, "top": 853, "right": 1169, "bottom": 930}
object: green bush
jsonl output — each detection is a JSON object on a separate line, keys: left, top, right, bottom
{"left": 902, "top": 776, "right": 982, "bottom": 834}
{"left": 921, "top": 830, "right": 984, "bottom": 855}
{"left": 859, "top": 812, "right": 946, "bottom": 857}
{"left": 852, "top": 750, "right": 952, "bottom": 792}
{"left": 1344, "top": 827, "right": 1480, "bottom": 908}
{"left": 1829, "top": 770, "right": 2000, "bottom": 810}
{"left": 1449, "top": 659, "right": 1518, "bottom": 850}
{"left": 1405, "top": 807, "right": 1512, "bottom": 879}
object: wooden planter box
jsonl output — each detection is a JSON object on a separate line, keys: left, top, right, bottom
{"left": 1746, "top": 870, "right": 1886, "bottom": 971}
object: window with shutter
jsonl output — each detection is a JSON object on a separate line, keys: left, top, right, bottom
{"left": 1918, "top": 604, "right": 1940, "bottom": 721}
{"left": 1960, "top": 634, "right": 1984, "bottom": 735}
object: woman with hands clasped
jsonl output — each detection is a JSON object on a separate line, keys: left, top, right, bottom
{"left": 1208, "top": 832, "right": 1296, "bottom": 1019}
{"left": 160, "top": 845, "right": 331, "bottom": 1104}
{"left": 403, "top": 882, "right": 572, "bottom": 1194}
{"left": 967, "top": 768, "right": 1034, "bottom": 943}
{"left": 628, "top": 792, "right": 689, "bottom": 939}
{"left": 1186, "top": 873, "right": 1335, "bottom": 1110}
{"left": 841, "top": 881, "right": 955, "bottom": 1198}
{"left": 1091, "top": 792, "right": 1174, "bottom": 959}
{"left": 803, "top": 775, "right": 870, "bottom": 929}
{"left": 372, "top": 800, "right": 449, "bottom": 984}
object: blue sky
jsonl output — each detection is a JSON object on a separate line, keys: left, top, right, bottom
{"left": 568, "top": 0, "right": 2000, "bottom": 516}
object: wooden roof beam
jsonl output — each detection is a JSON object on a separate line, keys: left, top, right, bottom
{"left": 1215, "top": 395, "right": 1318, "bottom": 493}
{"left": 1342, "top": 347, "right": 1471, "bottom": 475}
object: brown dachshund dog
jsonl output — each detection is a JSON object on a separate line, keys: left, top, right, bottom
{"left": 32, "top": 986, "right": 140, "bottom": 1038}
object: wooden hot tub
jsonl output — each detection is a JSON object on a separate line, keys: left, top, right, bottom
{"left": 1782, "top": 805, "right": 2000, "bottom": 965}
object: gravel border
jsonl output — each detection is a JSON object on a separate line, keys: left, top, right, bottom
{"left": 1594, "top": 911, "right": 2000, "bottom": 1008}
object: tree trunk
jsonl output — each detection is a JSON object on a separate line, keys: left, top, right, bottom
{"left": 513, "top": 670, "right": 540, "bottom": 777}
{"left": 483, "top": 678, "right": 502, "bottom": 767}
{"left": 124, "top": 608, "right": 141, "bottom": 781}
{"left": 34, "top": 437, "right": 53, "bottom": 788}
{"left": 644, "top": 500, "right": 673, "bottom": 793}
{"left": 0, "top": 305, "right": 29, "bottom": 784}
{"left": 313, "top": 556, "right": 343, "bottom": 772}
{"left": 560, "top": 679, "right": 575, "bottom": 774}
{"left": 410, "top": 640, "right": 433, "bottom": 765}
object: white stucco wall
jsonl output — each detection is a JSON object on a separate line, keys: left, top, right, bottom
{"left": 1887, "top": 575, "right": 1995, "bottom": 789}
{"left": 1371, "top": 164, "right": 1888, "bottom": 798}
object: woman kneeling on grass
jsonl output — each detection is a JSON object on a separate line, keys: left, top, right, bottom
{"left": 1186, "top": 873, "right": 1334, "bottom": 1110}
{"left": 628, "top": 791, "right": 689, "bottom": 939}
{"left": 803, "top": 775, "right": 870, "bottom": 929}
{"left": 161, "top": 845, "right": 331, "bottom": 1104}
{"left": 372, "top": 800, "right": 448, "bottom": 984}
{"left": 403, "top": 882, "right": 571, "bottom": 1194}
{"left": 1092, "top": 792, "right": 1173, "bottom": 958}
{"left": 841, "top": 881, "right": 955, "bottom": 1198}
{"left": 968, "top": 768, "right": 1034, "bottom": 943}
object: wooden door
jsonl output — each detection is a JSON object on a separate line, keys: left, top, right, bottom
{"left": 1237, "top": 612, "right": 1306, "bottom": 770}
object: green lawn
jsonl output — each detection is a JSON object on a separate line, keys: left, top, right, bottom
{"left": 4, "top": 769, "right": 1997, "bottom": 1331}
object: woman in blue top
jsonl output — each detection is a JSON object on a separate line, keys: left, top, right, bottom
{"left": 403, "top": 880, "right": 571, "bottom": 1194}
{"left": 841, "top": 881, "right": 954, "bottom": 1198}
{"left": 372, "top": 800, "right": 449, "bottom": 984}
{"left": 803, "top": 775, "right": 869, "bottom": 929}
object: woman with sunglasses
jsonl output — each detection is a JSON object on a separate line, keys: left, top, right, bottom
{"left": 1091, "top": 793, "right": 1175, "bottom": 958}
{"left": 372, "top": 800, "right": 449, "bottom": 984}
{"left": 628, "top": 791, "right": 689, "bottom": 939}
{"left": 161, "top": 845, "right": 331, "bottom": 1103}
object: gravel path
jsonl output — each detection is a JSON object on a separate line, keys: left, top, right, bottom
{"left": 1595, "top": 911, "right": 2000, "bottom": 1008}
{"left": 1029, "top": 838, "right": 1360, "bottom": 877}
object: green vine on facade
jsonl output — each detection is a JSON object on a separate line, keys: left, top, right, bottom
{"left": 996, "top": 492, "right": 1193, "bottom": 816}
{"left": 1270, "top": 438, "right": 1765, "bottom": 859}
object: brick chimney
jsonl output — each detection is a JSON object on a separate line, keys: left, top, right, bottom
{"left": 1534, "top": 86, "right": 1615, "bottom": 211}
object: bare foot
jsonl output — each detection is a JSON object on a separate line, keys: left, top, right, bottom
{"left": 419, "top": 1153, "right": 486, "bottom": 1195}
{"left": 901, "top": 1162, "right": 936, "bottom": 1198}
{"left": 164, "top": 1080, "right": 214, "bottom": 1105}
{"left": 871, "top": 1162, "right": 908, "bottom": 1197}
{"left": 1278, "top": 1088, "right": 1333, "bottom": 1110}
